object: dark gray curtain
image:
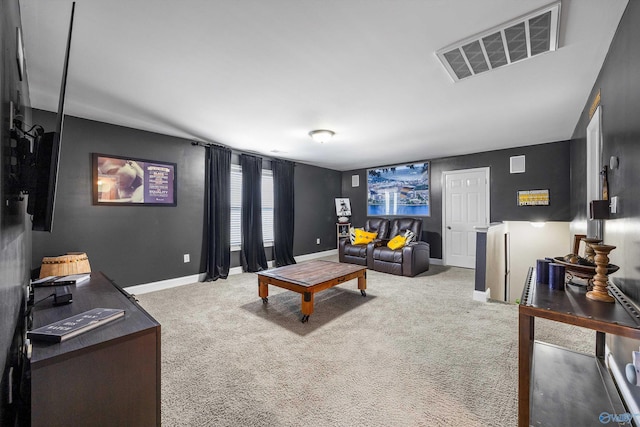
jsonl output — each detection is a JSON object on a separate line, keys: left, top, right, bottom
{"left": 240, "top": 154, "right": 268, "bottom": 272}
{"left": 272, "top": 159, "right": 296, "bottom": 266}
{"left": 205, "top": 145, "right": 231, "bottom": 280}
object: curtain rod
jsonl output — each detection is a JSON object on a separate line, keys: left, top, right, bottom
{"left": 191, "top": 140, "right": 295, "bottom": 165}
{"left": 190, "top": 140, "right": 225, "bottom": 149}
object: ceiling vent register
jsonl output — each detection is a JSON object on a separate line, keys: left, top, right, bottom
{"left": 436, "top": 2, "right": 560, "bottom": 82}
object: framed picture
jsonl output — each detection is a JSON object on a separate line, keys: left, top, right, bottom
{"left": 335, "top": 198, "right": 352, "bottom": 216}
{"left": 367, "top": 162, "right": 430, "bottom": 216}
{"left": 92, "top": 153, "right": 177, "bottom": 206}
{"left": 517, "top": 189, "right": 549, "bottom": 206}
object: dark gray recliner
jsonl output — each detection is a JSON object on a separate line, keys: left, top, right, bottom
{"left": 339, "top": 218, "right": 390, "bottom": 266}
{"left": 368, "top": 218, "right": 430, "bottom": 277}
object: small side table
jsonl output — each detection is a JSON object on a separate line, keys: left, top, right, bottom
{"left": 336, "top": 222, "right": 351, "bottom": 248}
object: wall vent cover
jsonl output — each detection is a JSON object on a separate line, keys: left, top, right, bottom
{"left": 436, "top": 2, "right": 560, "bottom": 82}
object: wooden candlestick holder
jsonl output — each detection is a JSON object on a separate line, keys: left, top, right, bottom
{"left": 586, "top": 244, "right": 616, "bottom": 303}
{"left": 581, "top": 237, "right": 602, "bottom": 264}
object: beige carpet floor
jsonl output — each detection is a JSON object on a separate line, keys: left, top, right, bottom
{"left": 135, "top": 257, "right": 594, "bottom": 426}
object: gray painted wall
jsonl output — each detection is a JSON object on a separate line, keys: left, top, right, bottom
{"left": 31, "top": 111, "right": 341, "bottom": 286}
{"left": 1, "top": 0, "right": 32, "bottom": 423}
{"left": 342, "top": 141, "right": 571, "bottom": 259}
{"left": 32, "top": 112, "right": 207, "bottom": 287}
{"left": 293, "top": 163, "right": 342, "bottom": 254}
{"left": 568, "top": 1, "right": 640, "bottom": 409}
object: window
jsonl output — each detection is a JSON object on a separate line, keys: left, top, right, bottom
{"left": 230, "top": 164, "right": 274, "bottom": 248}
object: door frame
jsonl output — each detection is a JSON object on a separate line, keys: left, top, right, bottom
{"left": 441, "top": 167, "right": 491, "bottom": 267}
{"left": 586, "top": 105, "right": 603, "bottom": 239}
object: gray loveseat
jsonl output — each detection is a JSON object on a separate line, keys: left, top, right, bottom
{"left": 339, "top": 217, "right": 430, "bottom": 277}
{"left": 339, "top": 218, "right": 390, "bottom": 266}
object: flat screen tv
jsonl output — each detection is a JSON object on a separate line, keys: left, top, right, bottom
{"left": 26, "top": 2, "right": 75, "bottom": 232}
{"left": 27, "top": 132, "right": 61, "bottom": 231}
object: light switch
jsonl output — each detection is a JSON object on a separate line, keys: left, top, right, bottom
{"left": 610, "top": 196, "right": 618, "bottom": 214}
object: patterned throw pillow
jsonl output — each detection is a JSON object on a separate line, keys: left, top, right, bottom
{"left": 349, "top": 227, "right": 359, "bottom": 244}
{"left": 353, "top": 229, "right": 378, "bottom": 245}
{"left": 403, "top": 229, "right": 416, "bottom": 244}
{"left": 387, "top": 235, "right": 407, "bottom": 250}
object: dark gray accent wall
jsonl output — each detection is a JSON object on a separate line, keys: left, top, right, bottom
{"left": 1, "top": 0, "right": 31, "bottom": 424}
{"left": 568, "top": 1, "right": 640, "bottom": 409}
{"left": 342, "top": 141, "right": 571, "bottom": 258}
{"left": 31, "top": 111, "right": 342, "bottom": 285}
{"left": 293, "top": 163, "right": 342, "bottom": 255}
{"left": 31, "top": 112, "right": 207, "bottom": 287}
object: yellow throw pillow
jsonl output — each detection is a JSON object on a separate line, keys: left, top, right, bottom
{"left": 353, "top": 229, "right": 377, "bottom": 245}
{"left": 387, "top": 235, "right": 407, "bottom": 250}
{"left": 349, "top": 227, "right": 360, "bottom": 244}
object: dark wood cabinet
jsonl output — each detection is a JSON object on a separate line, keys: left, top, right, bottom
{"left": 28, "top": 272, "right": 161, "bottom": 426}
{"left": 519, "top": 267, "right": 640, "bottom": 427}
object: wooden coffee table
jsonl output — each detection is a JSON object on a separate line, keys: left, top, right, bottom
{"left": 257, "top": 260, "right": 367, "bottom": 323}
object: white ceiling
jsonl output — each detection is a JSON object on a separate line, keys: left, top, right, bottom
{"left": 19, "top": 0, "right": 628, "bottom": 171}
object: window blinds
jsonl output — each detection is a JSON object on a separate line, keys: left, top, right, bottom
{"left": 230, "top": 164, "right": 273, "bottom": 247}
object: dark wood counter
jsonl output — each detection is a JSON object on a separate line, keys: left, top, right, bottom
{"left": 28, "top": 272, "right": 161, "bottom": 427}
{"left": 519, "top": 267, "right": 640, "bottom": 427}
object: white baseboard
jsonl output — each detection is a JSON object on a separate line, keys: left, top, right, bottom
{"left": 473, "top": 289, "right": 491, "bottom": 302}
{"left": 124, "top": 273, "right": 206, "bottom": 295}
{"left": 295, "top": 249, "right": 338, "bottom": 262}
{"left": 430, "top": 258, "right": 443, "bottom": 266}
{"left": 228, "top": 249, "right": 338, "bottom": 275}
{"left": 125, "top": 249, "right": 340, "bottom": 295}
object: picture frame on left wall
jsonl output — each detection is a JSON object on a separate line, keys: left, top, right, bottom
{"left": 92, "top": 153, "right": 177, "bottom": 206}
{"left": 16, "top": 27, "right": 24, "bottom": 81}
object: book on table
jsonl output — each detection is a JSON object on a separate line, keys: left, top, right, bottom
{"left": 27, "top": 308, "right": 125, "bottom": 343}
{"left": 31, "top": 273, "right": 91, "bottom": 287}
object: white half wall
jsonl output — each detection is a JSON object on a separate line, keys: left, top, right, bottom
{"left": 505, "top": 221, "right": 571, "bottom": 302}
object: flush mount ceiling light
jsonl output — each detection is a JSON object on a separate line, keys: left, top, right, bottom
{"left": 309, "top": 129, "right": 335, "bottom": 144}
{"left": 436, "top": 2, "right": 561, "bottom": 82}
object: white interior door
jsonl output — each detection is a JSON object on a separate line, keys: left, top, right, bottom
{"left": 443, "top": 168, "right": 490, "bottom": 268}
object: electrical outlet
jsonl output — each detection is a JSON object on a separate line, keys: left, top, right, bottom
{"left": 183, "top": 254, "right": 190, "bottom": 263}
{"left": 610, "top": 196, "right": 618, "bottom": 214}
{"left": 316, "top": 238, "right": 320, "bottom": 245}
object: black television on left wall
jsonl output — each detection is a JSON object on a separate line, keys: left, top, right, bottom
{"left": 27, "top": 131, "right": 61, "bottom": 231}
{"left": 26, "top": 2, "right": 75, "bottom": 232}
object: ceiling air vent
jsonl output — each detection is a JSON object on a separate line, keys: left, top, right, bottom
{"left": 436, "top": 2, "right": 560, "bottom": 82}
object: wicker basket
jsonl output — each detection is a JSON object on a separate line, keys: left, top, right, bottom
{"left": 39, "top": 252, "right": 92, "bottom": 278}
